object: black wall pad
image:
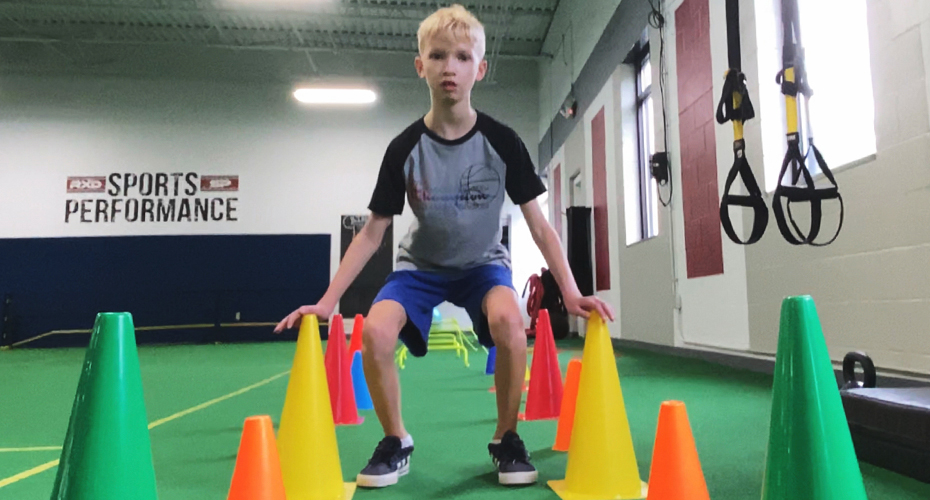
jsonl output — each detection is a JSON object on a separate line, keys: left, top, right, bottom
{"left": 610, "top": 327, "right": 930, "bottom": 483}
{"left": 566, "top": 206, "right": 594, "bottom": 297}
{"left": 841, "top": 388, "right": 930, "bottom": 483}
{"left": 0, "top": 234, "right": 331, "bottom": 347}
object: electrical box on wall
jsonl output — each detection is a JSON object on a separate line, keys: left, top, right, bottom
{"left": 650, "top": 152, "right": 669, "bottom": 185}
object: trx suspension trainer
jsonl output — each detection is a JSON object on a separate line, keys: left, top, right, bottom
{"left": 772, "top": 0, "right": 843, "bottom": 245}
{"left": 716, "top": 0, "right": 766, "bottom": 245}
{"left": 717, "top": 0, "right": 844, "bottom": 246}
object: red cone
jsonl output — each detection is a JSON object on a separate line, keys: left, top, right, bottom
{"left": 520, "top": 309, "right": 564, "bottom": 420}
{"left": 323, "top": 315, "right": 363, "bottom": 426}
{"left": 347, "top": 314, "right": 364, "bottom": 360}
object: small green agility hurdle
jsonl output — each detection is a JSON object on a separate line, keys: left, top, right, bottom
{"left": 394, "top": 311, "right": 483, "bottom": 370}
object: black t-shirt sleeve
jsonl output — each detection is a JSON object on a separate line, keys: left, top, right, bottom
{"left": 482, "top": 115, "right": 547, "bottom": 205}
{"left": 367, "top": 125, "right": 421, "bottom": 216}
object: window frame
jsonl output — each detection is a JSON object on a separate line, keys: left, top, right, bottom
{"left": 632, "top": 36, "right": 659, "bottom": 240}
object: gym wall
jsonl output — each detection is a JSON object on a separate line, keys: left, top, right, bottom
{"left": 539, "top": 0, "right": 930, "bottom": 376}
{"left": 742, "top": 0, "right": 930, "bottom": 373}
{"left": 0, "top": 66, "right": 541, "bottom": 347}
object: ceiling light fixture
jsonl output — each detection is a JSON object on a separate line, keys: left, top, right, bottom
{"left": 293, "top": 88, "right": 377, "bottom": 105}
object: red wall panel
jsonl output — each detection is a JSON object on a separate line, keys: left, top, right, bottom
{"left": 591, "top": 107, "right": 611, "bottom": 291}
{"left": 553, "top": 164, "right": 562, "bottom": 237}
{"left": 676, "top": 0, "right": 724, "bottom": 278}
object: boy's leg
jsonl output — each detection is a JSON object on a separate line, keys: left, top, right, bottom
{"left": 482, "top": 285, "right": 537, "bottom": 485}
{"left": 481, "top": 285, "right": 527, "bottom": 440}
{"left": 357, "top": 270, "right": 444, "bottom": 488}
{"left": 357, "top": 299, "right": 415, "bottom": 489}
{"left": 450, "top": 265, "right": 537, "bottom": 485}
{"left": 362, "top": 299, "right": 409, "bottom": 439}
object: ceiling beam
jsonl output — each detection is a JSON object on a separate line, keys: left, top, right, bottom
{"left": 0, "top": 2, "right": 553, "bottom": 26}
{"left": 0, "top": 19, "right": 543, "bottom": 51}
{"left": 0, "top": 35, "right": 550, "bottom": 60}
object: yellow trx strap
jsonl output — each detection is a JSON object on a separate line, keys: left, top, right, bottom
{"left": 771, "top": 0, "right": 844, "bottom": 246}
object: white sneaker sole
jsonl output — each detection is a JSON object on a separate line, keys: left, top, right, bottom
{"left": 357, "top": 462, "right": 410, "bottom": 488}
{"left": 499, "top": 469, "right": 538, "bottom": 485}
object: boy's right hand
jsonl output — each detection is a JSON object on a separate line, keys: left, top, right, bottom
{"left": 274, "top": 303, "right": 334, "bottom": 333}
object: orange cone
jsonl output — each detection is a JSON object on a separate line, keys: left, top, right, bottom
{"left": 645, "top": 401, "right": 709, "bottom": 500}
{"left": 347, "top": 314, "right": 364, "bottom": 358}
{"left": 227, "top": 415, "right": 286, "bottom": 500}
{"left": 324, "top": 315, "right": 363, "bottom": 426}
{"left": 553, "top": 358, "right": 582, "bottom": 451}
{"left": 520, "top": 309, "right": 563, "bottom": 420}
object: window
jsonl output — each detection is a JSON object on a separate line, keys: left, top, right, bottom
{"left": 756, "top": 0, "right": 876, "bottom": 190}
{"left": 797, "top": 0, "right": 875, "bottom": 168}
{"left": 634, "top": 35, "right": 659, "bottom": 239}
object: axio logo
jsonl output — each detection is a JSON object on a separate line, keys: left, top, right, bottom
{"left": 67, "top": 176, "right": 106, "bottom": 193}
{"left": 201, "top": 175, "right": 239, "bottom": 192}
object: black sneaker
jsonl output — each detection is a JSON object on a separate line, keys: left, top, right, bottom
{"left": 357, "top": 436, "right": 413, "bottom": 488}
{"left": 488, "top": 430, "right": 538, "bottom": 485}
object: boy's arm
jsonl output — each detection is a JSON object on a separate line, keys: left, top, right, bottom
{"left": 520, "top": 198, "right": 615, "bottom": 322}
{"left": 274, "top": 211, "right": 393, "bottom": 332}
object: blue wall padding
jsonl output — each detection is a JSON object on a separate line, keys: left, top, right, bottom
{"left": 0, "top": 234, "right": 330, "bottom": 347}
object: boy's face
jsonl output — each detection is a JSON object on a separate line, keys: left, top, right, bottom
{"left": 415, "top": 31, "right": 488, "bottom": 105}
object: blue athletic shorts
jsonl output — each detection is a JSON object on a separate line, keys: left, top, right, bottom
{"left": 371, "top": 264, "right": 515, "bottom": 357}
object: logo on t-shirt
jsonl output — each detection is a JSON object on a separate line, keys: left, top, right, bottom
{"left": 413, "top": 163, "right": 502, "bottom": 211}
{"left": 458, "top": 164, "right": 501, "bottom": 210}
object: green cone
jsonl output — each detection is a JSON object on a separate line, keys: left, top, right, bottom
{"left": 50, "top": 312, "right": 158, "bottom": 500}
{"left": 761, "top": 296, "right": 867, "bottom": 499}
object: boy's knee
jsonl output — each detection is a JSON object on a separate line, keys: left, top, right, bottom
{"left": 363, "top": 321, "right": 397, "bottom": 356}
{"left": 488, "top": 309, "right": 525, "bottom": 346}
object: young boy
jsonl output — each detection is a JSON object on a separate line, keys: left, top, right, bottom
{"left": 275, "top": 4, "right": 614, "bottom": 488}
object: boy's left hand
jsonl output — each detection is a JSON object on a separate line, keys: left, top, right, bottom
{"left": 564, "top": 294, "right": 615, "bottom": 322}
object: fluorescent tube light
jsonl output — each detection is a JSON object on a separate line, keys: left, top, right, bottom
{"left": 293, "top": 88, "right": 377, "bottom": 104}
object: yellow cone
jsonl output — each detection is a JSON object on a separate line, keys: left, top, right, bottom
{"left": 548, "top": 312, "right": 647, "bottom": 500}
{"left": 277, "top": 314, "right": 356, "bottom": 500}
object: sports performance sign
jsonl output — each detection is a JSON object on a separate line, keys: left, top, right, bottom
{"left": 64, "top": 172, "right": 239, "bottom": 223}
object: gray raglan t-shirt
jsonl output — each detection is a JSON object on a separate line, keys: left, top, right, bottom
{"left": 368, "top": 111, "right": 547, "bottom": 272}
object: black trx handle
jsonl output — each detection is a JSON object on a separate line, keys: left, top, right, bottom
{"left": 717, "top": 0, "right": 767, "bottom": 245}
{"left": 720, "top": 140, "right": 768, "bottom": 244}
{"left": 772, "top": 134, "right": 819, "bottom": 245}
{"left": 717, "top": 68, "right": 755, "bottom": 124}
{"left": 773, "top": 139, "right": 844, "bottom": 246}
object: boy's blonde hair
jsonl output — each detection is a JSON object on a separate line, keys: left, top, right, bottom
{"left": 417, "top": 4, "right": 486, "bottom": 60}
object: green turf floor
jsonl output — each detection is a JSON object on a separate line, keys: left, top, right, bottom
{"left": 2, "top": 338, "right": 930, "bottom": 499}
